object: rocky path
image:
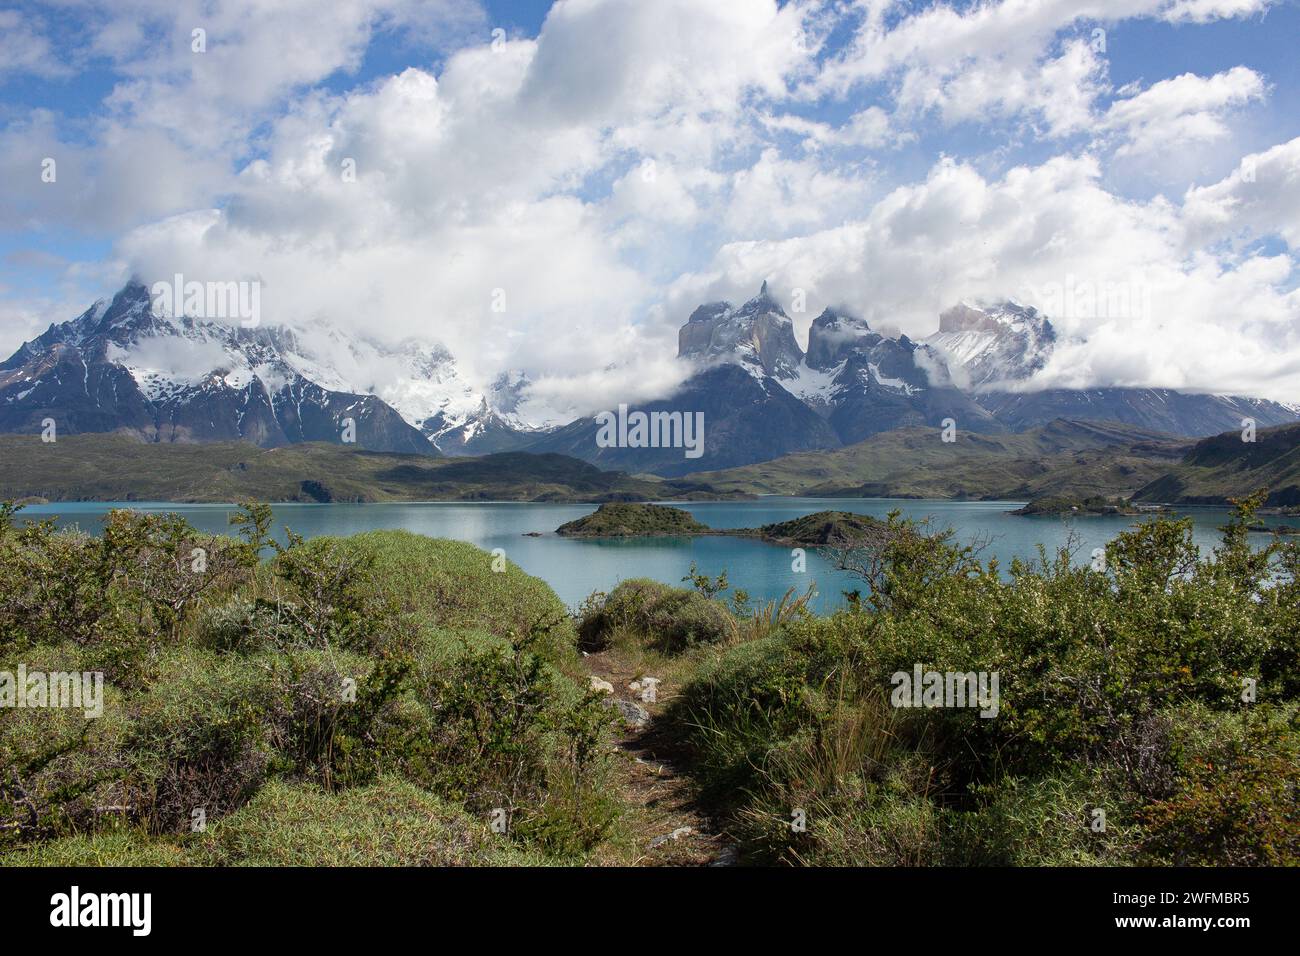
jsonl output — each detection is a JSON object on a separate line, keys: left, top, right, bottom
{"left": 584, "top": 650, "right": 736, "bottom": 867}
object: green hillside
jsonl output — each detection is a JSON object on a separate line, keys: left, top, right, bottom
{"left": 0, "top": 434, "right": 737, "bottom": 503}
{"left": 687, "top": 419, "right": 1188, "bottom": 499}
{"left": 1133, "top": 422, "right": 1300, "bottom": 506}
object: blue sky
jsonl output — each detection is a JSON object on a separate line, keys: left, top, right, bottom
{"left": 1, "top": 0, "right": 1298, "bottom": 406}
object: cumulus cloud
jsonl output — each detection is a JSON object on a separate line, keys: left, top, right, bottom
{"left": 1100, "top": 67, "right": 1267, "bottom": 156}
{"left": 674, "top": 152, "right": 1300, "bottom": 402}
{"left": 0, "top": 9, "right": 69, "bottom": 79}
{"left": 2, "top": 0, "right": 1298, "bottom": 414}
{"left": 1183, "top": 136, "right": 1300, "bottom": 248}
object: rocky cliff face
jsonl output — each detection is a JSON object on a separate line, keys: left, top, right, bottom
{"left": 925, "top": 301, "right": 1057, "bottom": 390}
{"left": 677, "top": 282, "right": 804, "bottom": 381}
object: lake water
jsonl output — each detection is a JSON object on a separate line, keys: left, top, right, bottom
{"left": 21, "top": 499, "right": 1296, "bottom": 613}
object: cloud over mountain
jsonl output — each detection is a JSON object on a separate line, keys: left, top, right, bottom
{"left": 1, "top": 0, "right": 1296, "bottom": 412}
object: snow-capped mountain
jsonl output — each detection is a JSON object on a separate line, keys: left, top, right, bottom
{"left": 539, "top": 284, "right": 1297, "bottom": 476}
{"left": 677, "top": 285, "right": 1003, "bottom": 447}
{"left": 925, "top": 301, "right": 1056, "bottom": 390}
{"left": 0, "top": 282, "right": 537, "bottom": 455}
{"left": 800, "top": 307, "right": 1000, "bottom": 442}
{"left": 3, "top": 279, "right": 1295, "bottom": 476}
{"left": 678, "top": 281, "right": 804, "bottom": 381}
{"left": 924, "top": 300, "right": 1299, "bottom": 435}
{"left": 277, "top": 326, "right": 548, "bottom": 455}
{"left": 529, "top": 284, "right": 1005, "bottom": 475}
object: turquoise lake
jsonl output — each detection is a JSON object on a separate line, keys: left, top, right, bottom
{"left": 21, "top": 499, "right": 1296, "bottom": 613}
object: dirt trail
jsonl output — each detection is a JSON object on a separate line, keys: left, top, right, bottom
{"left": 584, "top": 650, "right": 734, "bottom": 867}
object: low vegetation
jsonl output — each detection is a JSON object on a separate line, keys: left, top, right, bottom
{"left": 1011, "top": 495, "right": 1145, "bottom": 516}
{"left": 662, "top": 491, "right": 1299, "bottom": 865}
{"left": 4, "top": 490, "right": 1295, "bottom": 867}
{"left": 0, "top": 501, "right": 617, "bottom": 864}
{"left": 556, "top": 503, "right": 881, "bottom": 547}
{"left": 738, "top": 510, "right": 883, "bottom": 545}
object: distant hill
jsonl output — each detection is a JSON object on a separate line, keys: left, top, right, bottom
{"left": 1133, "top": 423, "right": 1300, "bottom": 506}
{"left": 0, "top": 434, "right": 738, "bottom": 504}
{"left": 687, "top": 419, "right": 1190, "bottom": 499}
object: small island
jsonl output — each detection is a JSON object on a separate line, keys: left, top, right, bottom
{"left": 1011, "top": 495, "right": 1155, "bottom": 517}
{"left": 556, "top": 502, "right": 711, "bottom": 537}
{"left": 555, "top": 502, "right": 881, "bottom": 546}
{"left": 736, "top": 510, "right": 883, "bottom": 546}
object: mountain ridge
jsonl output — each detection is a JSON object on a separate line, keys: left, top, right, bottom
{"left": 3, "top": 280, "right": 1295, "bottom": 478}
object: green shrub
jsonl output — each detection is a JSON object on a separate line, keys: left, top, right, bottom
{"left": 669, "top": 500, "right": 1300, "bottom": 865}
{"left": 126, "top": 649, "right": 275, "bottom": 833}
{"left": 949, "top": 771, "right": 1138, "bottom": 866}
{"left": 0, "top": 645, "right": 133, "bottom": 848}
{"left": 264, "top": 649, "right": 414, "bottom": 791}
{"left": 1137, "top": 704, "right": 1300, "bottom": 865}
{"left": 578, "top": 578, "right": 737, "bottom": 653}
{"left": 412, "top": 621, "right": 616, "bottom": 856}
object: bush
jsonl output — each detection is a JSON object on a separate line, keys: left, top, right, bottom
{"left": 412, "top": 621, "right": 617, "bottom": 856}
{"left": 126, "top": 650, "right": 275, "bottom": 833}
{"left": 0, "top": 507, "right": 617, "bottom": 866}
{"left": 578, "top": 578, "right": 737, "bottom": 653}
{"left": 668, "top": 501, "right": 1300, "bottom": 865}
{"left": 0, "top": 645, "right": 133, "bottom": 848}
{"left": 1137, "top": 704, "right": 1300, "bottom": 865}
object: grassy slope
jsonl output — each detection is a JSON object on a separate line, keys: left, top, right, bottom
{"left": 0, "top": 434, "right": 735, "bottom": 503}
{"left": 0, "top": 527, "right": 597, "bottom": 866}
{"left": 687, "top": 419, "right": 1189, "bottom": 498}
{"left": 1133, "top": 423, "right": 1300, "bottom": 506}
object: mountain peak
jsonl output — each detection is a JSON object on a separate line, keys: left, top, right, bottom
{"left": 738, "top": 280, "right": 785, "bottom": 319}
{"left": 805, "top": 307, "right": 880, "bottom": 370}
{"left": 678, "top": 282, "right": 801, "bottom": 379}
{"left": 927, "top": 300, "right": 1056, "bottom": 390}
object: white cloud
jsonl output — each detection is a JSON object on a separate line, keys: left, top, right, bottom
{"left": 1100, "top": 67, "right": 1267, "bottom": 156}
{"left": 674, "top": 152, "right": 1300, "bottom": 402}
{"left": 1160, "top": 0, "right": 1274, "bottom": 24}
{"left": 0, "top": 10, "right": 68, "bottom": 79}
{"left": 1183, "top": 135, "right": 1300, "bottom": 248}
{"left": 3, "top": 0, "right": 1298, "bottom": 412}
